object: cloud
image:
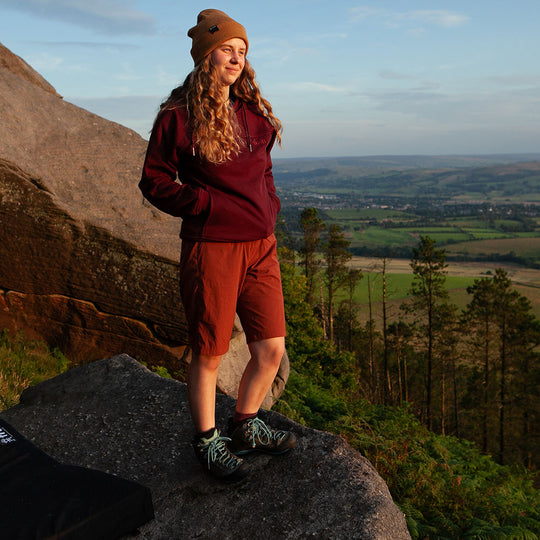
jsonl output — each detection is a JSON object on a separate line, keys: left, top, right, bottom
{"left": 290, "top": 82, "right": 346, "bottom": 93}
{"left": 0, "top": 0, "right": 156, "bottom": 35}
{"left": 350, "top": 6, "right": 469, "bottom": 30}
{"left": 278, "top": 81, "right": 540, "bottom": 157}
{"left": 366, "top": 85, "right": 540, "bottom": 129}
{"left": 32, "top": 41, "right": 140, "bottom": 51}
{"left": 409, "top": 10, "right": 469, "bottom": 28}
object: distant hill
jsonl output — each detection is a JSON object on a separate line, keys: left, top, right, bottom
{"left": 273, "top": 156, "right": 540, "bottom": 204}
{"left": 274, "top": 153, "right": 540, "bottom": 172}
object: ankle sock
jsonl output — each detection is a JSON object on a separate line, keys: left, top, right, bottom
{"left": 233, "top": 411, "right": 257, "bottom": 425}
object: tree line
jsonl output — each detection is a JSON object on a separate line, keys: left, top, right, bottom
{"left": 276, "top": 208, "right": 539, "bottom": 473}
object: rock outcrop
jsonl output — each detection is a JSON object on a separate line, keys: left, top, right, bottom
{"left": 0, "top": 355, "right": 411, "bottom": 539}
{"left": 0, "top": 42, "right": 287, "bottom": 405}
{"left": 0, "top": 42, "right": 60, "bottom": 98}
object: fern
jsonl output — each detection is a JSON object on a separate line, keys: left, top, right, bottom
{"left": 463, "top": 519, "right": 539, "bottom": 539}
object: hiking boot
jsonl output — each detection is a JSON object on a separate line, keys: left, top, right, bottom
{"left": 228, "top": 416, "right": 297, "bottom": 456}
{"left": 192, "top": 428, "right": 250, "bottom": 483}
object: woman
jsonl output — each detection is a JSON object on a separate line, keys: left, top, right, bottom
{"left": 139, "top": 9, "right": 296, "bottom": 483}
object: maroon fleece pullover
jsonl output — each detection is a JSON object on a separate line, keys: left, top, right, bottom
{"left": 139, "top": 100, "right": 280, "bottom": 243}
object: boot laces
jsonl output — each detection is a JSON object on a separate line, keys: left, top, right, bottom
{"left": 204, "top": 435, "right": 239, "bottom": 469}
{"left": 249, "top": 418, "right": 287, "bottom": 447}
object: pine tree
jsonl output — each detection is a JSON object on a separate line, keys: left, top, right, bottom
{"left": 490, "top": 268, "right": 540, "bottom": 464}
{"left": 462, "top": 268, "right": 540, "bottom": 467}
{"left": 366, "top": 274, "right": 376, "bottom": 399}
{"left": 404, "top": 236, "right": 450, "bottom": 430}
{"left": 342, "top": 268, "right": 362, "bottom": 351}
{"left": 387, "top": 321, "right": 415, "bottom": 403}
{"left": 334, "top": 269, "right": 362, "bottom": 352}
{"left": 462, "top": 276, "right": 498, "bottom": 453}
{"left": 299, "top": 208, "right": 325, "bottom": 305}
{"left": 381, "top": 257, "right": 392, "bottom": 405}
{"left": 274, "top": 214, "right": 296, "bottom": 267}
{"left": 435, "top": 302, "right": 459, "bottom": 435}
{"left": 323, "top": 224, "right": 351, "bottom": 343}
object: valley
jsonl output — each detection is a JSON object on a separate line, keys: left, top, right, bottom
{"left": 273, "top": 154, "right": 540, "bottom": 316}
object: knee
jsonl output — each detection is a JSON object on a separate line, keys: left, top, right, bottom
{"left": 250, "top": 338, "right": 285, "bottom": 369}
{"left": 271, "top": 341, "right": 286, "bottom": 363}
{"left": 190, "top": 353, "right": 222, "bottom": 373}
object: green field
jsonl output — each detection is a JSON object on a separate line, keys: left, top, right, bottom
{"left": 347, "top": 227, "right": 417, "bottom": 247}
{"left": 446, "top": 236, "right": 540, "bottom": 258}
{"left": 320, "top": 207, "right": 540, "bottom": 319}
{"left": 323, "top": 208, "right": 540, "bottom": 262}
{"left": 339, "top": 265, "right": 540, "bottom": 322}
{"left": 325, "top": 208, "right": 417, "bottom": 221}
{"left": 351, "top": 273, "right": 475, "bottom": 304}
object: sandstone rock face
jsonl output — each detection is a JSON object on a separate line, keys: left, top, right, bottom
{"left": 0, "top": 42, "right": 60, "bottom": 98}
{"left": 0, "top": 356, "right": 411, "bottom": 540}
{"left": 0, "top": 42, "right": 287, "bottom": 405}
{"left": 0, "top": 158, "right": 188, "bottom": 372}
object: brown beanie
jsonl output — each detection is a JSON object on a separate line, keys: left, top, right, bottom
{"left": 188, "top": 9, "right": 249, "bottom": 65}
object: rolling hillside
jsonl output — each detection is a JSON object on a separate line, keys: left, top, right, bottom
{"left": 274, "top": 155, "right": 540, "bottom": 204}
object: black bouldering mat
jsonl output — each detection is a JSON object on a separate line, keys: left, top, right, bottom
{"left": 0, "top": 418, "right": 154, "bottom": 540}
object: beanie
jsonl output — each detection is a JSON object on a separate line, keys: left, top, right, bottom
{"left": 188, "top": 9, "right": 249, "bottom": 65}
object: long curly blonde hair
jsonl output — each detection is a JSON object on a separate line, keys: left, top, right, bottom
{"left": 157, "top": 56, "right": 282, "bottom": 163}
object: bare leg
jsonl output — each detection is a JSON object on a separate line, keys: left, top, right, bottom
{"left": 187, "top": 353, "right": 222, "bottom": 433}
{"left": 235, "top": 336, "right": 285, "bottom": 414}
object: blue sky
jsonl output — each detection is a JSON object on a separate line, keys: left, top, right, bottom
{"left": 1, "top": 0, "right": 539, "bottom": 158}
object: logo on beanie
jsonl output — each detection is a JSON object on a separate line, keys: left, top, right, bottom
{"left": 209, "top": 25, "right": 219, "bottom": 34}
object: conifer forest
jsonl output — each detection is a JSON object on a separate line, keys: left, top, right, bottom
{"left": 274, "top": 206, "right": 539, "bottom": 539}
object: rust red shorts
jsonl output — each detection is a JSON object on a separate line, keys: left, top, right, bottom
{"left": 179, "top": 234, "right": 286, "bottom": 356}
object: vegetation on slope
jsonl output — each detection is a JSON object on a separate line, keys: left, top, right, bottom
{"left": 2, "top": 201, "right": 539, "bottom": 537}
{"left": 0, "top": 329, "right": 68, "bottom": 411}
{"left": 274, "top": 254, "right": 540, "bottom": 539}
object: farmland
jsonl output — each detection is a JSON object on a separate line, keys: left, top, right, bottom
{"left": 274, "top": 155, "right": 540, "bottom": 265}
{"left": 321, "top": 207, "right": 540, "bottom": 265}
{"left": 273, "top": 154, "right": 540, "bottom": 316}
{"left": 347, "top": 256, "right": 540, "bottom": 320}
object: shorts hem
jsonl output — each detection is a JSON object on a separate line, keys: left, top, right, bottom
{"left": 245, "top": 332, "right": 286, "bottom": 346}
{"left": 190, "top": 344, "right": 230, "bottom": 357}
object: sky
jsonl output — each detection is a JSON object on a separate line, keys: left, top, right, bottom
{"left": 1, "top": 0, "right": 540, "bottom": 159}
